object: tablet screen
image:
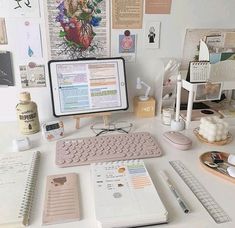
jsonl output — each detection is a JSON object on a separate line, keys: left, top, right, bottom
{"left": 48, "top": 58, "right": 128, "bottom": 117}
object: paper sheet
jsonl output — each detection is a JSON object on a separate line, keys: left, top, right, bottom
{"left": 224, "top": 32, "right": 235, "bottom": 48}
{"left": 145, "top": 0, "right": 172, "bottom": 14}
{"left": 0, "top": 0, "right": 40, "bottom": 17}
{"left": 112, "top": 0, "right": 143, "bottom": 29}
{"left": 199, "top": 40, "right": 210, "bottom": 61}
{"left": 11, "top": 20, "right": 43, "bottom": 59}
{"left": 47, "top": 0, "right": 110, "bottom": 59}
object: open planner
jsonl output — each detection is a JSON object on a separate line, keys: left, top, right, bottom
{"left": 91, "top": 160, "right": 168, "bottom": 228}
{"left": 0, "top": 151, "right": 40, "bottom": 227}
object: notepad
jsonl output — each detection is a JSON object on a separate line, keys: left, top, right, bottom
{"left": 91, "top": 160, "right": 168, "bottom": 228}
{"left": 42, "top": 173, "right": 80, "bottom": 225}
{"left": 0, "top": 151, "right": 40, "bottom": 227}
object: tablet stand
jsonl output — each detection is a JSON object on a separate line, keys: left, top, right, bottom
{"left": 73, "top": 112, "right": 111, "bottom": 129}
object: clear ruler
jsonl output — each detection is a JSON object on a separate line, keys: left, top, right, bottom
{"left": 169, "top": 160, "right": 231, "bottom": 224}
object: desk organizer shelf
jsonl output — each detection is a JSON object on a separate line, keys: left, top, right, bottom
{"left": 194, "top": 128, "right": 232, "bottom": 145}
{"left": 200, "top": 152, "right": 235, "bottom": 184}
{"left": 180, "top": 50, "right": 235, "bottom": 129}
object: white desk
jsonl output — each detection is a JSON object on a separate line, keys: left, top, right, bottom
{"left": 1, "top": 113, "right": 235, "bottom": 228}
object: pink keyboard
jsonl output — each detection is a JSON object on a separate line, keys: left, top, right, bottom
{"left": 56, "top": 132, "right": 162, "bottom": 167}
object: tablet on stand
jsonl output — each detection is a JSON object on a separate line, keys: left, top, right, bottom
{"left": 48, "top": 57, "right": 129, "bottom": 128}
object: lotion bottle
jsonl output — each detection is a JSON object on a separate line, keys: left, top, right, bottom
{"left": 16, "top": 92, "right": 40, "bottom": 134}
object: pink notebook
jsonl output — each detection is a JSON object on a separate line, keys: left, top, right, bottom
{"left": 42, "top": 173, "right": 80, "bottom": 225}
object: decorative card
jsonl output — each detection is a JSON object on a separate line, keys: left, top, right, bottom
{"left": 144, "top": 21, "right": 161, "bottom": 49}
{"left": 0, "top": 51, "right": 14, "bottom": 86}
{"left": 119, "top": 30, "right": 137, "bottom": 63}
{"left": 20, "top": 63, "right": 46, "bottom": 88}
{"left": 15, "top": 20, "right": 43, "bottom": 59}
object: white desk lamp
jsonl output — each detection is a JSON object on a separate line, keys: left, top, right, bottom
{"left": 136, "top": 77, "right": 151, "bottom": 101}
{"left": 171, "top": 74, "right": 185, "bottom": 131}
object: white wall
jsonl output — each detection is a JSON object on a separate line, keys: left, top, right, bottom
{"left": 1, "top": 0, "right": 235, "bottom": 122}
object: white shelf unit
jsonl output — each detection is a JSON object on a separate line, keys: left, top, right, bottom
{"left": 181, "top": 79, "right": 235, "bottom": 129}
{"left": 181, "top": 80, "right": 197, "bottom": 129}
{"left": 181, "top": 40, "right": 235, "bottom": 128}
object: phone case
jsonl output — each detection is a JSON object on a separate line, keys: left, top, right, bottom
{"left": 42, "top": 173, "right": 80, "bottom": 225}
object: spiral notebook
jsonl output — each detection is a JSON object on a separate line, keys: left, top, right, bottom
{"left": 0, "top": 151, "right": 40, "bottom": 227}
{"left": 91, "top": 160, "right": 168, "bottom": 228}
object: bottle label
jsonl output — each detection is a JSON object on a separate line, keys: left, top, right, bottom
{"left": 16, "top": 104, "right": 40, "bottom": 134}
{"left": 19, "top": 112, "right": 37, "bottom": 120}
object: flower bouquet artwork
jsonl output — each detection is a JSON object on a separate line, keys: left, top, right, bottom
{"left": 55, "top": 0, "right": 104, "bottom": 58}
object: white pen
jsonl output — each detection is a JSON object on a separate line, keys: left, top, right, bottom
{"left": 160, "top": 170, "right": 190, "bottom": 214}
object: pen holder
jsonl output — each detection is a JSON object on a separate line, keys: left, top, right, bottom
{"left": 171, "top": 119, "right": 185, "bottom": 131}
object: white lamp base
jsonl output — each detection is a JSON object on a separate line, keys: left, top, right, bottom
{"left": 171, "top": 119, "right": 185, "bottom": 131}
{"left": 138, "top": 96, "right": 149, "bottom": 101}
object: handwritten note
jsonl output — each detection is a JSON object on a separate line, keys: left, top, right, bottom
{"left": 0, "top": 0, "right": 40, "bottom": 17}
{"left": 112, "top": 0, "right": 143, "bottom": 29}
